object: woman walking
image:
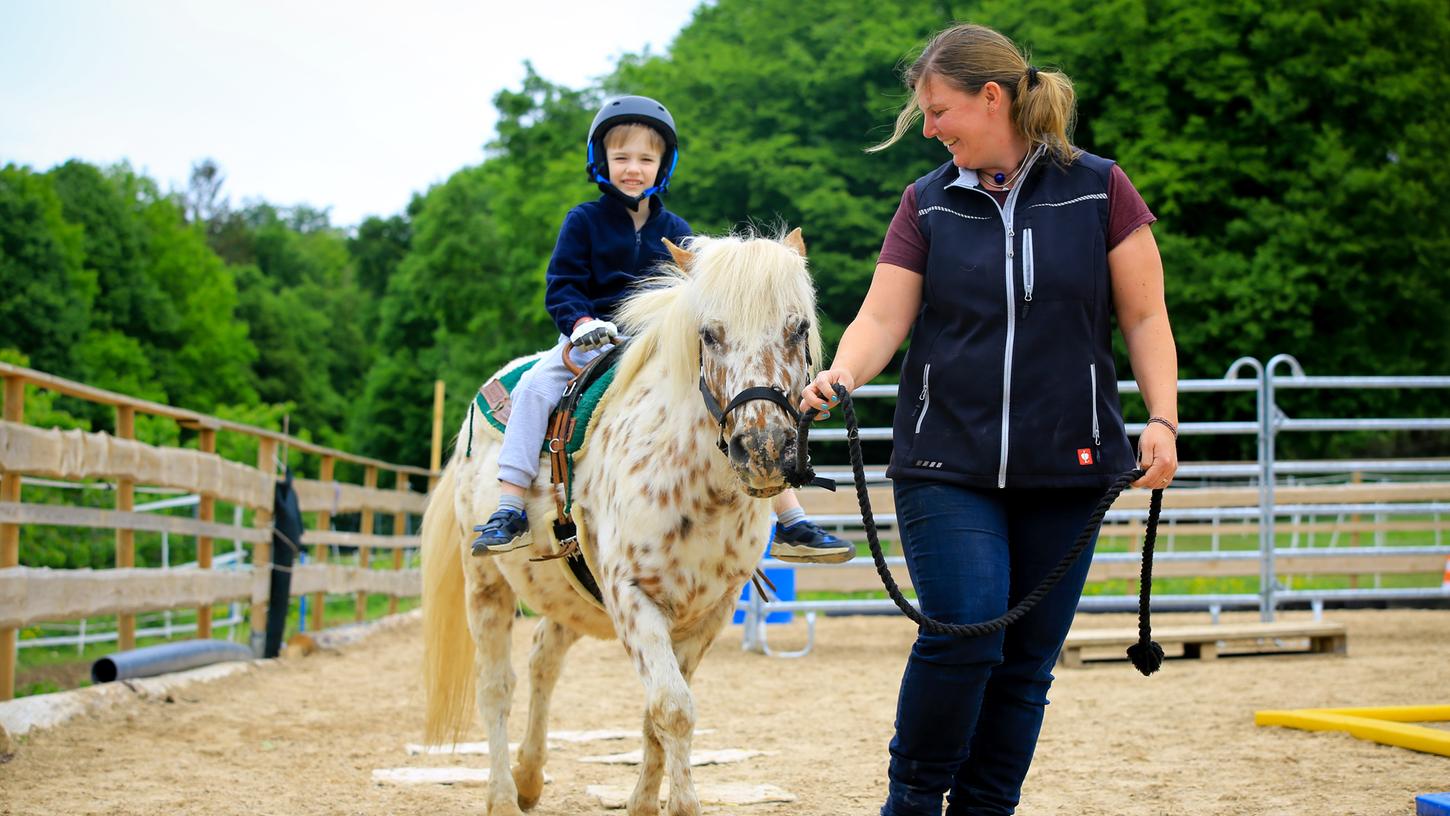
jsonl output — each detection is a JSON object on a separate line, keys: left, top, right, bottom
{"left": 801, "top": 23, "right": 1180, "bottom": 815}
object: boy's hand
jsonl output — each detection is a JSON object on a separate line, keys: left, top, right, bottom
{"left": 570, "top": 318, "right": 619, "bottom": 351}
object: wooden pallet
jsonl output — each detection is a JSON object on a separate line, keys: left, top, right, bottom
{"left": 1058, "top": 620, "right": 1348, "bottom": 668}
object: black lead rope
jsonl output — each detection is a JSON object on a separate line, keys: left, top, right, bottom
{"left": 796, "top": 383, "right": 1164, "bottom": 676}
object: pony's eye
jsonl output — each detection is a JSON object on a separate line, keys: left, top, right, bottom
{"left": 790, "top": 320, "right": 810, "bottom": 342}
{"left": 700, "top": 327, "right": 719, "bottom": 348}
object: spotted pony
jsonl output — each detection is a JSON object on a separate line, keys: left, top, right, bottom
{"left": 421, "top": 229, "right": 822, "bottom": 816}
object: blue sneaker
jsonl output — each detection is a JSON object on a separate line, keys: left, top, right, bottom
{"left": 771, "top": 520, "right": 854, "bottom": 564}
{"left": 471, "top": 508, "right": 530, "bottom": 556}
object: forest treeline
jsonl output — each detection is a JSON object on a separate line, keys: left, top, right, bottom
{"left": 4, "top": 0, "right": 1448, "bottom": 481}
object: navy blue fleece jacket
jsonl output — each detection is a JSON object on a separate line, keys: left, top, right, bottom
{"left": 543, "top": 195, "right": 692, "bottom": 337}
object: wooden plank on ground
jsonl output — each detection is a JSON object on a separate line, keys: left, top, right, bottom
{"left": 1058, "top": 621, "right": 1347, "bottom": 669}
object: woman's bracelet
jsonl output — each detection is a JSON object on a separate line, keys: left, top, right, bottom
{"left": 1146, "top": 416, "right": 1179, "bottom": 438}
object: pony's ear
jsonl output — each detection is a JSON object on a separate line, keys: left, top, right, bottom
{"left": 783, "top": 227, "right": 807, "bottom": 258}
{"left": 663, "top": 238, "right": 695, "bottom": 270}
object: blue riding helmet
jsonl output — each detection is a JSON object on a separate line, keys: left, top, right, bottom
{"left": 586, "top": 95, "right": 679, "bottom": 211}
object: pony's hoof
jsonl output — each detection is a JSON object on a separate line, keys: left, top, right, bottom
{"left": 626, "top": 797, "right": 661, "bottom": 816}
{"left": 487, "top": 797, "right": 526, "bottom": 816}
{"left": 514, "top": 767, "right": 544, "bottom": 811}
{"left": 665, "top": 795, "right": 701, "bottom": 816}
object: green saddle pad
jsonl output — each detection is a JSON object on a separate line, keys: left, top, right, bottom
{"left": 473, "top": 355, "right": 619, "bottom": 456}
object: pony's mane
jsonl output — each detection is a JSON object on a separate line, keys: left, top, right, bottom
{"left": 611, "top": 230, "right": 822, "bottom": 401}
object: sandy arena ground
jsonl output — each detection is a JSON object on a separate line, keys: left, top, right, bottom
{"left": 1, "top": 608, "right": 1447, "bottom": 815}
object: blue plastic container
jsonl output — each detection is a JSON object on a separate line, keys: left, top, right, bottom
{"left": 1418, "top": 793, "right": 1450, "bottom": 816}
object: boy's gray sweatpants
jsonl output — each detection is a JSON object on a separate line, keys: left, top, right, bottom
{"left": 496, "top": 335, "right": 604, "bottom": 489}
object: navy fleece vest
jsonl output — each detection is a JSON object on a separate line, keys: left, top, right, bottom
{"left": 887, "top": 149, "right": 1135, "bottom": 489}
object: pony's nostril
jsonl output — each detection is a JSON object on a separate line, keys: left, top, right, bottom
{"left": 727, "top": 433, "right": 750, "bottom": 465}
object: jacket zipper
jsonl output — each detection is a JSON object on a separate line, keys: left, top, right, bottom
{"left": 914, "top": 363, "right": 932, "bottom": 434}
{"left": 958, "top": 146, "right": 1045, "bottom": 488}
{"left": 1089, "top": 362, "right": 1101, "bottom": 446}
{"left": 1022, "top": 227, "right": 1035, "bottom": 319}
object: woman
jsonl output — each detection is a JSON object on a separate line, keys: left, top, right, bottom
{"left": 800, "top": 23, "right": 1180, "bottom": 816}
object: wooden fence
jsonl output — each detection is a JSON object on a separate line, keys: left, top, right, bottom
{"left": 0, "top": 362, "right": 445, "bottom": 700}
{"left": 796, "top": 480, "right": 1450, "bottom": 593}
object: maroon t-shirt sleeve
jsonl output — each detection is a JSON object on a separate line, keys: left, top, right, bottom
{"left": 878, "top": 184, "right": 928, "bottom": 274}
{"left": 879, "top": 166, "right": 1153, "bottom": 266}
{"left": 1107, "top": 164, "right": 1156, "bottom": 249}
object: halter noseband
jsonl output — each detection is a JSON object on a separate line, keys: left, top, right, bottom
{"left": 697, "top": 342, "right": 833, "bottom": 491}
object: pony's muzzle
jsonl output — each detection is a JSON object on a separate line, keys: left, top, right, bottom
{"left": 727, "top": 426, "right": 793, "bottom": 491}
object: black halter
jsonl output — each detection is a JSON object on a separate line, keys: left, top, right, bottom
{"left": 697, "top": 346, "right": 834, "bottom": 491}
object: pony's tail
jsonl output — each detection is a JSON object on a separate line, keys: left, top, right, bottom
{"left": 421, "top": 458, "right": 475, "bottom": 746}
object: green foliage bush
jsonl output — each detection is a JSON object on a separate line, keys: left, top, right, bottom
{"left": 3, "top": 0, "right": 1447, "bottom": 569}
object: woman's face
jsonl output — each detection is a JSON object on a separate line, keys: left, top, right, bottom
{"left": 916, "top": 73, "right": 997, "bottom": 170}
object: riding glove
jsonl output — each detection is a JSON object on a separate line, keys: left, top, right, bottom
{"left": 570, "top": 318, "right": 619, "bottom": 351}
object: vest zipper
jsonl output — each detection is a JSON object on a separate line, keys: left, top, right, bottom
{"left": 1022, "top": 227, "right": 1035, "bottom": 319}
{"left": 914, "top": 363, "right": 932, "bottom": 434}
{"left": 1089, "top": 362, "right": 1101, "bottom": 446}
{"left": 972, "top": 148, "right": 1043, "bottom": 488}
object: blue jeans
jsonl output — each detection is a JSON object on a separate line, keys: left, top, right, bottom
{"left": 881, "top": 480, "right": 1105, "bottom": 816}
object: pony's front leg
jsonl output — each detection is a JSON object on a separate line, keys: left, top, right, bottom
{"left": 629, "top": 594, "right": 736, "bottom": 816}
{"left": 465, "top": 573, "right": 524, "bottom": 816}
{"left": 615, "top": 585, "right": 698, "bottom": 816}
{"left": 514, "top": 618, "right": 579, "bottom": 810}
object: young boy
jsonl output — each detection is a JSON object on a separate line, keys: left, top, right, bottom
{"left": 471, "top": 95, "right": 851, "bottom": 564}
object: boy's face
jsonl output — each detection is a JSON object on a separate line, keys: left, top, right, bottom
{"left": 605, "top": 129, "right": 663, "bottom": 198}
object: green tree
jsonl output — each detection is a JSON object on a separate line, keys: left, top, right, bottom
{"left": 0, "top": 165, "right": 94, "bottom": 373}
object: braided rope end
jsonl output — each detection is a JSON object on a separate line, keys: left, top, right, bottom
{"left": 1126, "top": 639, "right": 1164, "bottom": 676}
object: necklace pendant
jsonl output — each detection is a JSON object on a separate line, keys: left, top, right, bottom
{"left": 993, "top": 172, "right": 1006, "bottom": 185}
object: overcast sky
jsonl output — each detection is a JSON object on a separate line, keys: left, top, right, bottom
{"left": 1, "top": 0, "right": 703, "bottom": 227}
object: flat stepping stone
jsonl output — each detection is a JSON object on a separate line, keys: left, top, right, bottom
{"left": 579, "top": 748, "right": 772, "bottom": 766}
{"left": 548, "top": 727, "right": 713, "bottom": 743}
{"left": 588, "top": 782, "right": 794, "bottom": 809}
{"left": 371, "top": 767, "right": 552, "bottom": 787}
{"left": 404, "top": 741, "right": 525, "bottom": 755}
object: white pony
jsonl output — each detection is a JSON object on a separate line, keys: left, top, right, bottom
{"left": 421, "top": 229, "right": 822, "bottom": 816}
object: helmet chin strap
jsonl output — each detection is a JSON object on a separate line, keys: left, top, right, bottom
{"left": 596, "top": 181, "right": 654, "bottom": 211}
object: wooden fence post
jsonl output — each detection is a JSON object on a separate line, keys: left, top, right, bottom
{"left": 196, "top": 425, "right": 217, "bottom": 639}
{"left": 430, "top": 379, "right": 445, "bottom": 491}
{"left": 390, "top": 472, "right": 408, "bottom": 614}
{"left": 250, "top": 438, "right": 278, "bottom": 653}
{"left": 0, "top": 376, "right": 26, "bottom": 701}
{"left": 356, "top": 466, "right": 377, "bottom": 622}
{"left": 310, "top": 456, "right": 334, "bottom": 632}
{"left": 115, "top": 405, "right": 136, "bottom": 652}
